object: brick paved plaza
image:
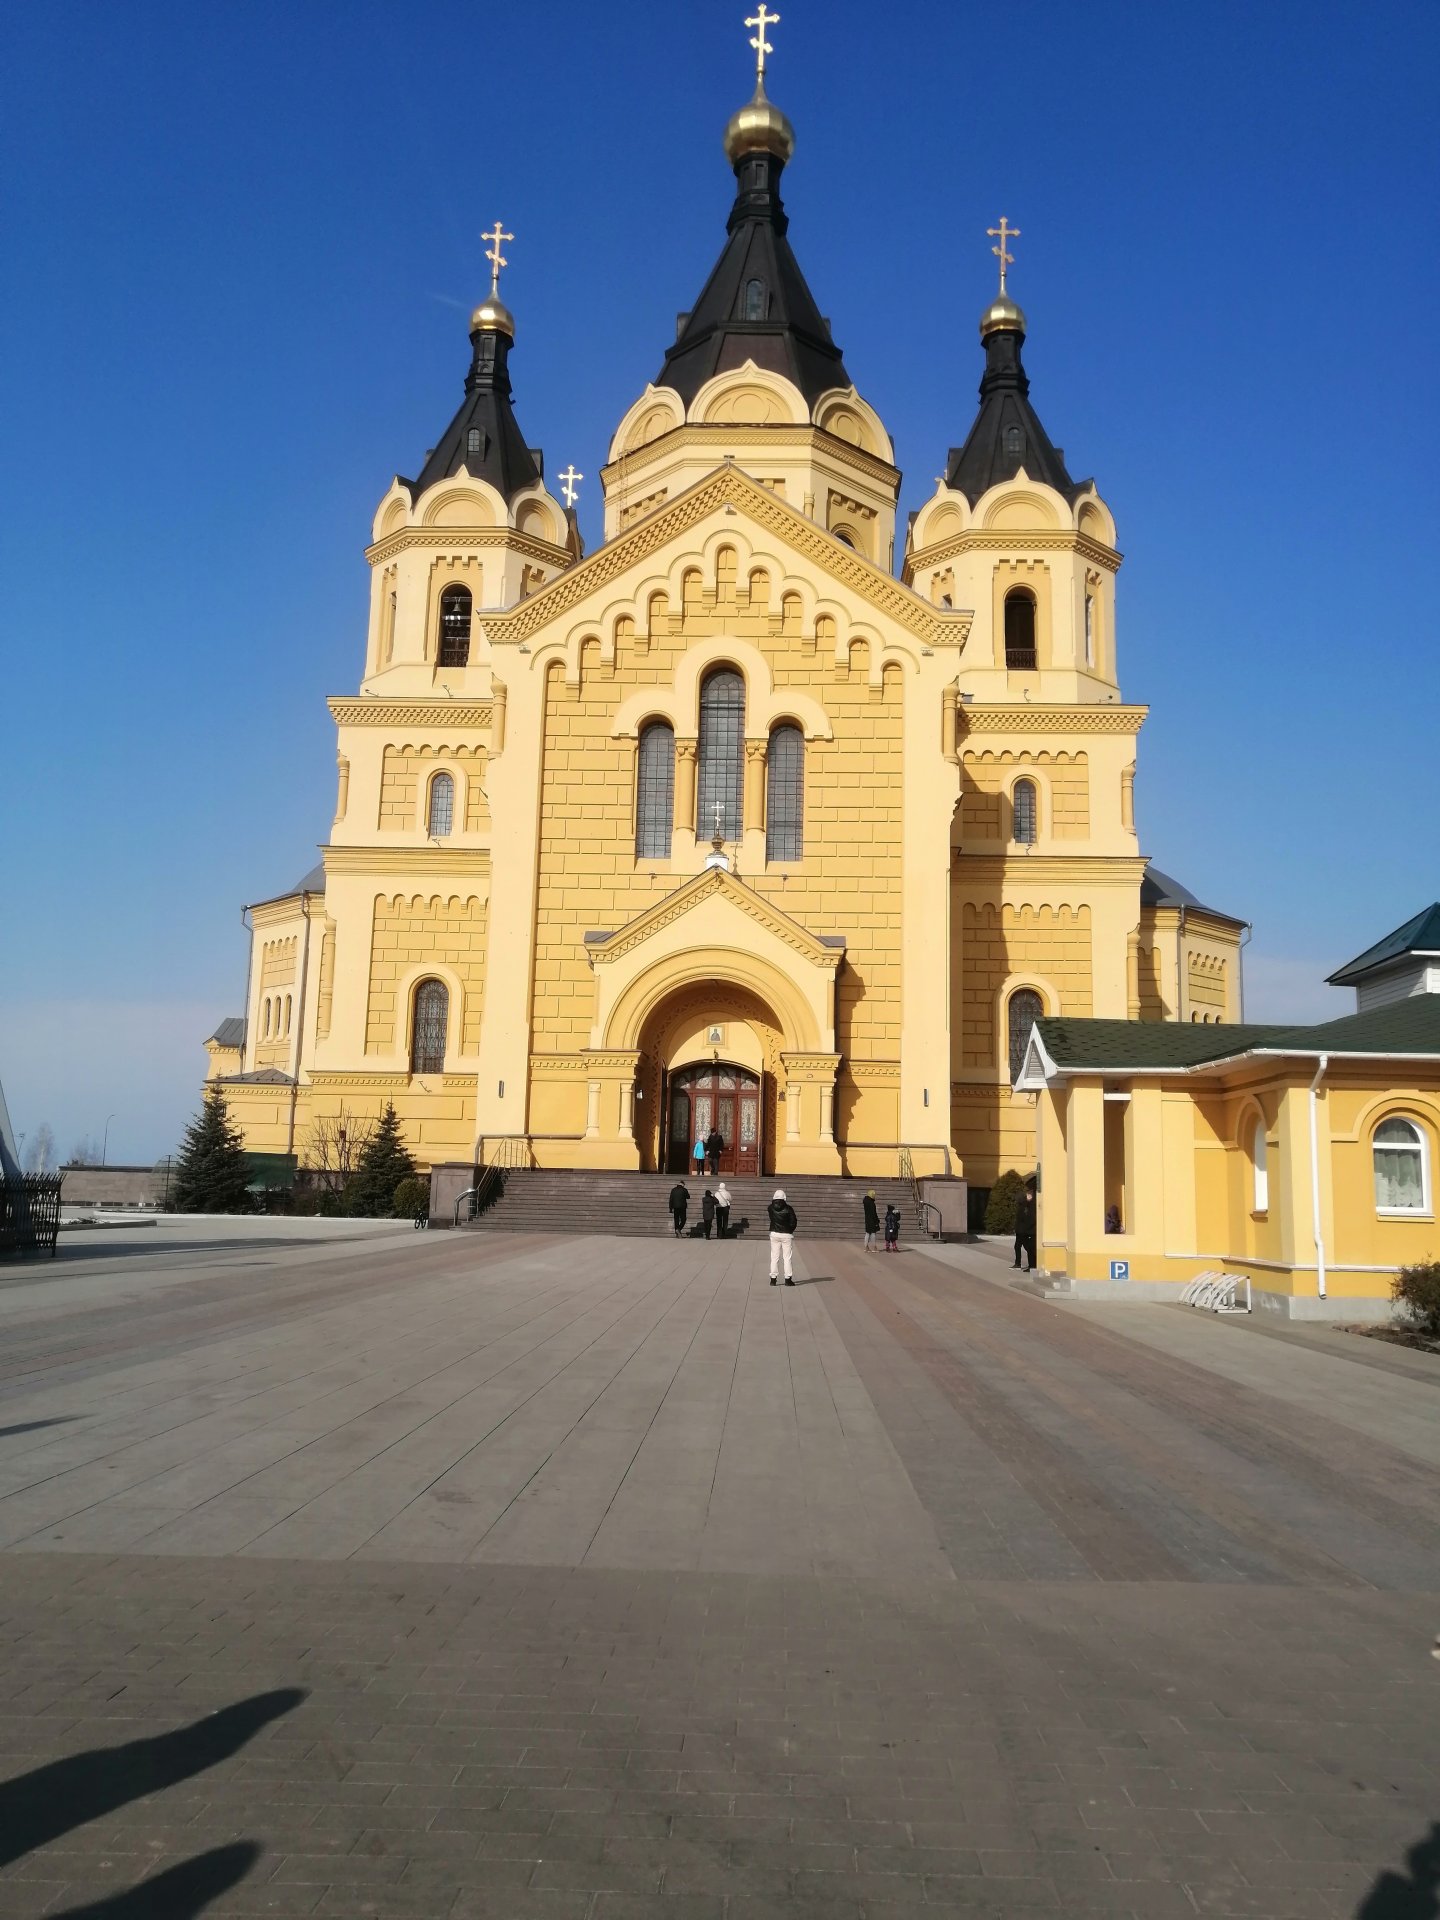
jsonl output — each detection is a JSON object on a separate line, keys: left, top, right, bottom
{"left": 0, "top": 1222, "right": 1436, "bottom": 1918}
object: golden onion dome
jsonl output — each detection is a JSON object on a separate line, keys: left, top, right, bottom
{"left": 470, "top": 292, "right": 515, "bottom": 339}
{"left": 724, "top": 82, "right": 796, "bottom": 165}
{"left": 979, "top": 292, "right": 1027, "bottom": 339}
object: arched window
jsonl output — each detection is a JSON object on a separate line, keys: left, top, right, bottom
{"left": 411, "top": 980, "right": 449, "bottom": 1075}
{"left": 1084, "top": 591, "right": 1096, "bottom": 667}
{"left": 743, "top": 277, "right": 767, "bottom": 321}
{"left": 1012, "top": 779, "right": 1038, "bottom": 845}
{"left": 262, "top": 997, "right": 271, "bottom": 1039}
{"left": 1003, "top": 423, "right": 1025, "bottom": 459}
{"left": 1008, "top": 988, "right": 1045, "bottom": 1083}
{"left": 1251, "top": 1117, "right": 1268, "bottom": 1212}
{"left": 1374, "top": 1117, "right": 1428, "bottom": 1213}
{"left": 1004, "top": 589, "right": 1037, "bottom": 670}
{"left": 438, "top": 585, "right": 471, "bottom": 668}
{"left": 466, "top": 426, "right": 483, "bottom": 459}
{"left": 766, "top": 725, "right": 804, "bottom": 862}
{"left": 427, "top": 771, "right": 455, "bottom": 838}
{"left": 284, "top": 994, "right": 293, "bottom": 1037}
{"left": 697, "top": 668, "right": 745, "bottom": 839}
{"left": 635, "top": 722, "right": 675, "bottom": 859}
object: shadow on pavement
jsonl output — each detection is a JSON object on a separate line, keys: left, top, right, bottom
{"left": 1354, "top": 1821, "right": 1440, "bottom": 1917}
{"left": 0, "top": 1417, "right": 79, "bottom": 1439}
{"left": 50, "top": 1843, "right": 262, "bottom": 1918}
{"left": 0, "top": 1688, "right": 305, "bottom": 1871}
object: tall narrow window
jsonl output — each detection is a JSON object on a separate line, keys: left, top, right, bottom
{"left": 635, "top": 722, "right": 675, "bottom": 859}
{"left": 427, "top": 771, "right": 455, "bottom": 838}
{"left": 766, "top": 725, "right": 804, "bottom": 861}
{"left": 1374, "top": 1117, "right": 1428, "bottom": 1213}
{"left": 1008, "top": 988, "right": 1044, "bottom": 1083}
{"left": 697, "top": 668, "right": 745, "bottom": 839}
{"left": 466, "top": 426, "right": 483, "bottom": 459}
{"left": 262, "top": 997, "right": 271, "bottom": 1039}
{"left": 284, "top": 994, "right": 293, "bottom": 1037}
{"left": 411, "top": 980, "right": 449, "bottom": 1074}
{"left": 1003, "top": 423, "right": 1025, "bottom": 459}
{"left": 1004, "top": 589, "right": 1037, "bottom": 670}
{"left": 1012, "top": 779, "right": 1038, "bottom": 845}
{"left": 1084, "top": 590, "right": 1096, "bottom": 667}
{"left": 743, "top": 277, "right": 767, "bottom": 321}
{"left": 438, "top": 585, "right": 471, "bottom": 668}
{"left": 1252, "top": 1118, "right": 1269, "bottom": 1212}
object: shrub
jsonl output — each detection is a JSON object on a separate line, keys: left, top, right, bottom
{"left": 1391, "top": 1260, "right": 1440, "bottom": 1338}
{"left": 394, "top": 1176, "right": 430, "bottom": 1222}
{"left": 984, "top": 1169, "right": 1026, "bottom": 1235}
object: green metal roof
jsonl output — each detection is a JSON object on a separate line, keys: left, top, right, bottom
{"left": 1327, "top": 903, "right": 1440, "bottom": 985}
{"left": 1035, "top": 1020, "right": 1290, "bottom": 1071}
{"left": 1036, "top": 996, "right": 1440, "bottom": 1075}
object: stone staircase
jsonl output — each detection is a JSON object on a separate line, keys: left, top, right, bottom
{"left": 463, "top": 1169, "right": 919, "bottom": 1241}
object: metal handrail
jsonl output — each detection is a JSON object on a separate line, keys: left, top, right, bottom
{"left": 917, "top": 1200, "right": 942, "bottom": 1240}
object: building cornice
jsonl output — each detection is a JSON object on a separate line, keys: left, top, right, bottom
{"left": 908, "top": 529, "right": 1122, "bottom": 574}
{"left": 322, "top": 846, "right": 492, "bottom": 880}
{"left": 601, "top": 424, "right": 901, "bottom": 494}
{"left": 364, "top": 527, "right": 571, "bottom": 569}
{"left": 959, "top": 705, "right": 1146, "bottom": 736}
{"left": 955, "top": 855, "right": 1147, "bottom": 885}
{"left": 479, "top": 467, "right": 970, "bottom": 649}
{"left": 329, "top": 698, "right": 494, "bottom": 730}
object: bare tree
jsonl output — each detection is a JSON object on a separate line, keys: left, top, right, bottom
{"left": 24, "top": 1123, "right": 55, "bottom": 1175}
{"left": 68, "top": 1136, "right": 100, "bottom": 1166}
{"left": 302, "top": 1105, "right": 375, "bottom": 1195}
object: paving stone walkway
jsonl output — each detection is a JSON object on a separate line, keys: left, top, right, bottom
{"left": 0, "top": 1223, "right": 1436, "bottom": 1917}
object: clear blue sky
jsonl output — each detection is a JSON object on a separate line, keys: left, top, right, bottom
{"left": 3, "top": 0, "right": 1437, "bottom": 1164}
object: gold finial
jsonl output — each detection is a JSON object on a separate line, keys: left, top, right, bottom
{"left": 558, "top": 465, "right": 583, "bottom": 509}
{"left": 987, "top": 216, "right": 1020, "bottom": 295}
{"left": 481, "top": 219, "right": 514, "bottom": 295}
{"left": 745, "top": 5, "right": 780, "bottom": 84}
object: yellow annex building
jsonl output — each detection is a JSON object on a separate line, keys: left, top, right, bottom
{"left": 205, "top": 44, "right": 1251, "bottom": 1206}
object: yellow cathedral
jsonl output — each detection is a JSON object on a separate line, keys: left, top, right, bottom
{"left": 203, "top": 43, "right": 1246, "bottom": 1208}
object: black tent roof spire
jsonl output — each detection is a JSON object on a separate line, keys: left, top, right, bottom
{"left": 944, "top": 223, "right": 1086, "bottom": 506}
{"left": 405, "top": 221, "right": 544, "bottom": 504}
{"left": 657, "top": 17, "right": 850, "bottom": 409}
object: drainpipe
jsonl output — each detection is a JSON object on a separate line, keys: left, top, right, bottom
{"left": 238, "top": 907, "right": 254, "bottom": 1073}
{"left": 1176, "top": 904, "right": 1187, "bottom": 1022}
{"left": 1307, "top": 1054, "right": 1329, "bottom": 1300}
{"left": 285, "top": 892, "right": 315, "bottom": 1158}
{"left": 1237, "top": 922, "right": 1252, "bottom": 1021}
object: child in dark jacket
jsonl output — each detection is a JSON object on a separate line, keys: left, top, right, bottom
{"left": 883, "top": 1204, "right": 901, "bottom": 1252}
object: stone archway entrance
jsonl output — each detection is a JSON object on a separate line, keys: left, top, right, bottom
{"left": 665, "top": 1062, "right": 762, "bottom": 1176}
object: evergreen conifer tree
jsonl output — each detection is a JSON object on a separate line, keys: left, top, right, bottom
{"left": 346, "top": 1104, "right": 417, "bottom": 1217}
{"left": 172, "top": 1087, "right": 254, "bottom": 1214}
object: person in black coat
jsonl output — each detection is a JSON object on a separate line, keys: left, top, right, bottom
{"left": 705, "top": 1127, "right": 723, "bottom": 1174}
{"left": 883, "top": 1203, "right": 901, "bottom": 1252}
{"left": 668, "top": 1181, "right": 690, "bottom": 1238}
{"left": 1014, "top": 1176, "right": 1038, "bottom": 1271}
{"left": 862, "top": 1192, "right": 880, "bottom": 1251}
{"left": 701, "top": 1189, "right": 716, "bottom": 1239}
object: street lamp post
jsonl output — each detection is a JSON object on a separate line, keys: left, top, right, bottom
{"left": 101, "top": 1114, "right": 116, "bottom": 1166}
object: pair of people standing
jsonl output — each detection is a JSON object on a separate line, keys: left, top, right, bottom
{"left": 862, "top": 1193, "right": 901, "bottom": 1252}
{"left": 667, "top": 1180, "right": 731, "bottom": 1238}
{"left": 691, "top": 1128, "right": 724, "bottom": 1176}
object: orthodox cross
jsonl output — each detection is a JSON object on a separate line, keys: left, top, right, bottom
{"left": 481, "top": 220, "right": 514, "bottom": 293}
{"left": 745, "top": 5, "right": 779, "bottom": 82}
{"left": 558, "top": 465, "right": 583, "bottom": 509}
{"left": 712, "top": 800, "right": 726, "bottom": 842}
{"left": 987, "top": 216, "right": 1019, "bottom": 295}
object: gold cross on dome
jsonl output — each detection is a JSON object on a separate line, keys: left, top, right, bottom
{"left": 558, "top": 465, "right": 583, "bottom": 509}
{"left": 745, "top": 5, "right": 779, "bottom": 82}
{"left": 987, "top": 216, "right": 1020, "bottom": 294}
{"left": 481, "top": 220, "right": 514, "bottom": 293}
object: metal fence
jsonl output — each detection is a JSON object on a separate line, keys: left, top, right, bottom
{"left": 0, "top": 1173, "right": 65, "bottom": 1258}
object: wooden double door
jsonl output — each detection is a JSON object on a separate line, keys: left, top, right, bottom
{"left": 666, "top": 1062, "right": 762, "bottom": 1176}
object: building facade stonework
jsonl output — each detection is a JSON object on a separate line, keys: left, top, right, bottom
{"left": 205, "top": 70, "right": 1245, "bottom": 1193}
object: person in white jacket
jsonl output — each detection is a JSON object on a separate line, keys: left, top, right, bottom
{"left": 714, "top": 1181, "right": 732, "bottom": 1238}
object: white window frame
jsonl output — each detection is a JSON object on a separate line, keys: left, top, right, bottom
{"left": 1251, "top": 1117, "right": 1268, "bottom": 1214}
{"left": 1373, "top": 1116, "right": 1431, "bottom": 1216}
